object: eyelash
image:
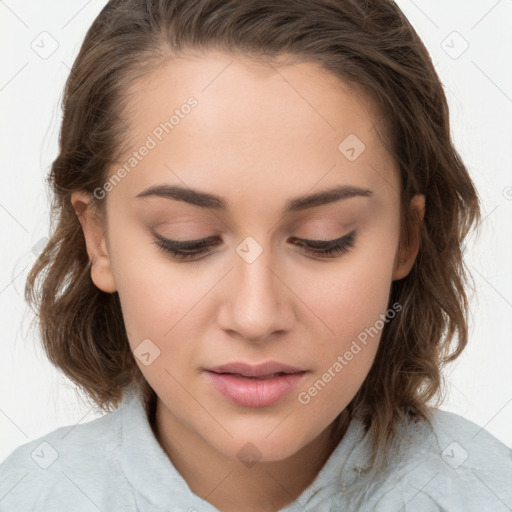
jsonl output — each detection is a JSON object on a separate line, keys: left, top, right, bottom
{"left": 153, "top": 231, "right": 356, "bottom": 261}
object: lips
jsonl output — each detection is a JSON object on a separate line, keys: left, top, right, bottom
{"left": 206, "top": 361, "right": 305, "bottom": 378}
{"left": 204, "top": 361, "right": 307, "bottom": 407}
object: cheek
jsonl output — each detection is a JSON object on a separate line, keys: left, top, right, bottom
{"left": 290, "top": 232, "right": 397, "bottom": 417}
{"left": 293, "top": 253, "right": 395, "bottom": 425}
{"left": 106, "top": 219, "right": 195, "bottom": 349}
{"left": 296, "top": 238, "right": 396, "bottom": 350}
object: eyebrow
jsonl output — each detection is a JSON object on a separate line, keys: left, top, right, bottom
{"left": 135, "top": 183, "right": 373, "bottom": 214}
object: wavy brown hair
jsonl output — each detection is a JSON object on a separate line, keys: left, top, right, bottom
{"left": 25, "top": 0, "right": 481, "bottom": 473}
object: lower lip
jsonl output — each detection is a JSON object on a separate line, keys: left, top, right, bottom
{"left": 205, "top": 371, "right": 307, "bottom": 408}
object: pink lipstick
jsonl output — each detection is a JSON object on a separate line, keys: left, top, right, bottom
{"left": 204, "top": 362, "right": 307, "bottom": 408}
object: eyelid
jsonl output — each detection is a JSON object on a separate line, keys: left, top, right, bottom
{"left": 289, "top": 231, "right": 354, "bottom": 246}
{"left": 153, "top": 231, "right": 353, "bottom": 247}
{"left": 154, "top": 234, "right": 219, "bottom": 249}
{"left": 152, "top": 229, "right": 356, "bottom": 262}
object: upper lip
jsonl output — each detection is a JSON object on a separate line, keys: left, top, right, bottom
{"left": 205, "top": 362, "right": 305, "bottom": 377}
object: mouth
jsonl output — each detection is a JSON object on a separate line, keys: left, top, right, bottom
{"left": 205, "top": 361, "right": 306, "bottom": 378}
{"left": 211, "top": 372, "right": 293, "bottom": 380}
{"left": 204, "top": 361, "right": 307, "bottom": 407}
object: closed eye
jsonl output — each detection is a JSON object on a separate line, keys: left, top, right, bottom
{"left": 153, "top": 230, "right": 356, "bottom": 261}
{"left": 289, "top": 230, "right": 356, "bottom": 258}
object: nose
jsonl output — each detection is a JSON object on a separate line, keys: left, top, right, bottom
{"left": 216, "top": 240, "right": 295, "bottom": 343}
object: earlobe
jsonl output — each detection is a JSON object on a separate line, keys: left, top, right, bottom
{"left": 71, "top": 191, "right": 117, "bottom": 293}
{"left": 392, "top": 194, "right": 425, "bottom": 281}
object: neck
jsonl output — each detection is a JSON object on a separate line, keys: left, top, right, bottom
{"left": 150, "top": 396, "right": 350, "bottom": 512}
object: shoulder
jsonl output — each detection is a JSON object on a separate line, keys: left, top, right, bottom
{"left": 0, "top": 401, "right": 134, "bottom": 511}
{"left": 369, "top": 407, "right": 512, "bottom": 511}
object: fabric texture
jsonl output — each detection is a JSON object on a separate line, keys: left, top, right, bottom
{"left": 1, "top": 388, "right": 511, "bottom": 511}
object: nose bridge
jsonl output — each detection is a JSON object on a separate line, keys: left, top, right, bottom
{"left": 219, "top": 233, "right": 292, "bottom": 341}
{"left": 235, "top": 234, "right": 276, "bottom": 296}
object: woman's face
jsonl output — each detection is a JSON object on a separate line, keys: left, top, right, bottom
{"left": 74, "top": 50, "right": 423, "bottom": 462}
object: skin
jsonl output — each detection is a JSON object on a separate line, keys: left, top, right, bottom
{"left": 72, "top": 50, "right": 425, "bottom": 512}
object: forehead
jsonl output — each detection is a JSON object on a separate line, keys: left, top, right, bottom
{"left": 109, "top": 50, "right": 399, "bottom": 207}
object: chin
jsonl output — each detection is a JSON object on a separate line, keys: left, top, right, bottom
{"left": 209, "top": 427, "right": 313, "bottom": 464}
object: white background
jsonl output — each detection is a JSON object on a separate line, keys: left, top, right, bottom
{"left": 1, "top": 0, "right": 511, "bottom": 462}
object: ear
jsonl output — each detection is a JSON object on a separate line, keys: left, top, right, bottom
{"left": 71, "top": 191, "right": 117, "bottom": 293}
{"left": 392, "top": 194, "right": 425, "bottom": 281}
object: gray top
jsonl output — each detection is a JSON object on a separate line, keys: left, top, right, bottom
{"left": 1, "top": 388, "right": 511, "bottom": 511}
